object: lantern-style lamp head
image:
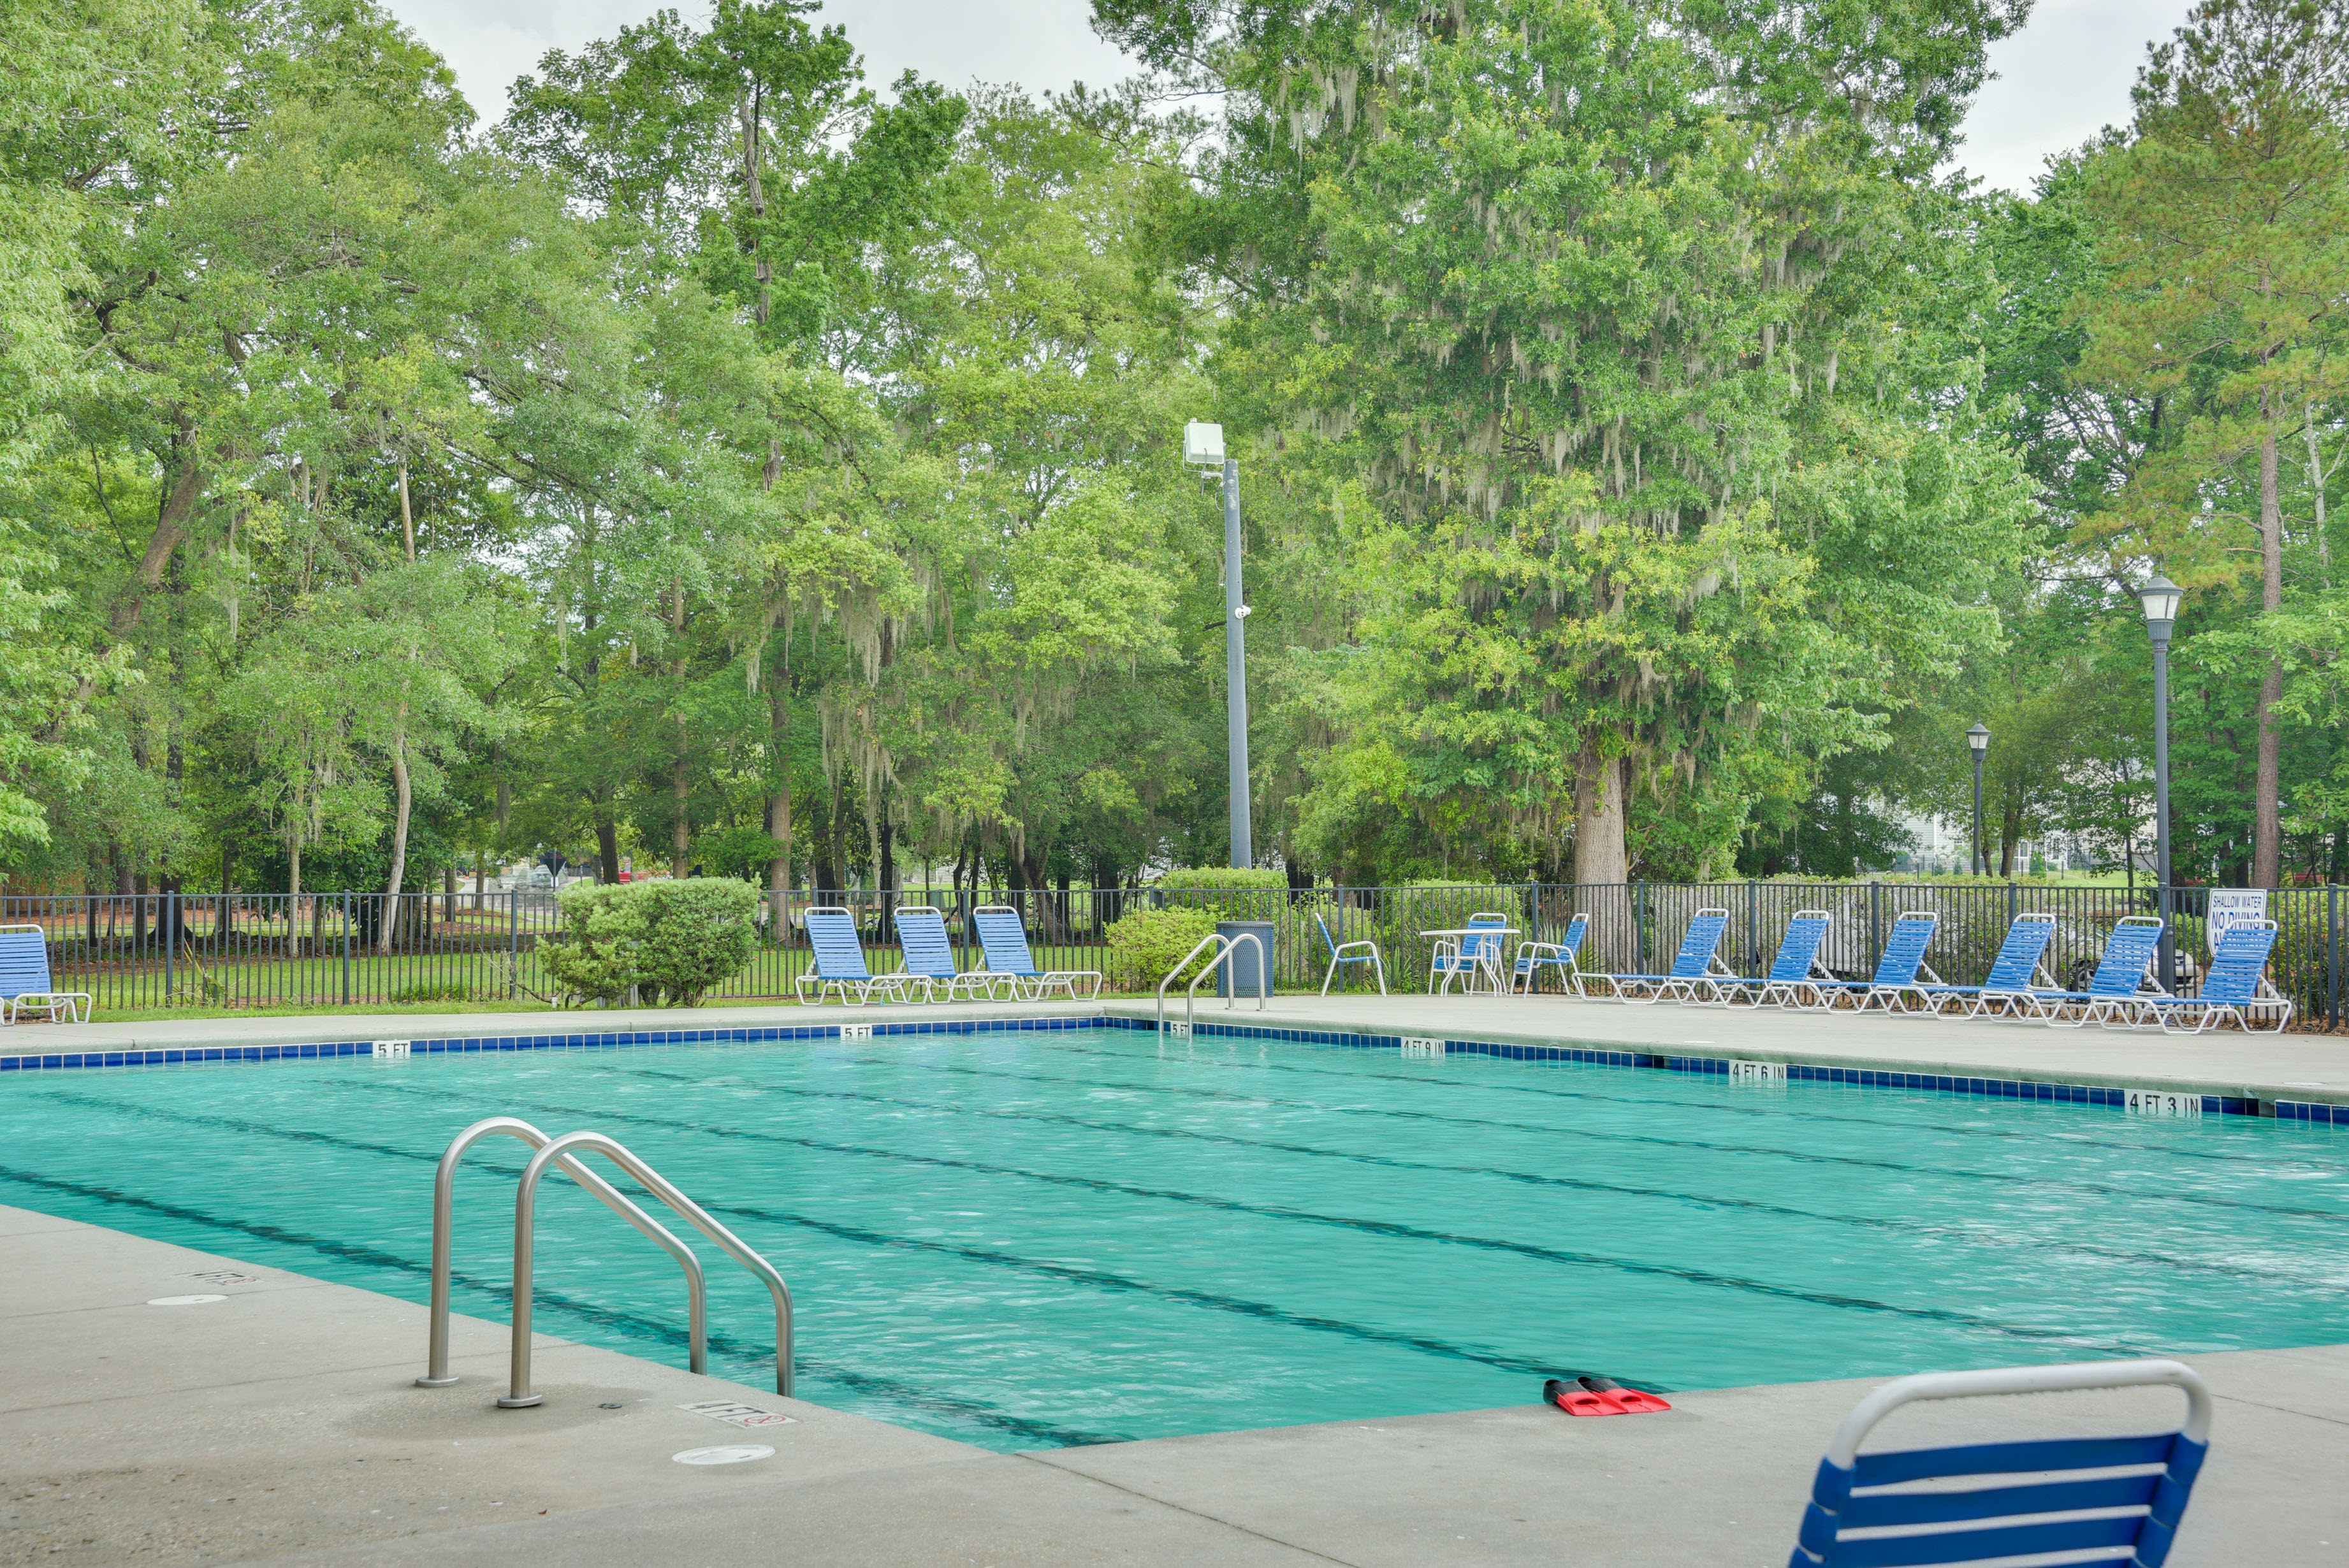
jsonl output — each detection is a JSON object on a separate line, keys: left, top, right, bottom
{"left": 1183, "top": 421, "right": 1225, "bottom": 470}
{"left": 2138, "top": 572, "right": 2183, "bottom": 646}
{"left": 1967, "top": 723, "right": 1991, "bottom": 760}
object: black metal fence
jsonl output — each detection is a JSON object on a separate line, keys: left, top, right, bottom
{"left": 3, "top": 880, "right": 2341, "bottom": 1027}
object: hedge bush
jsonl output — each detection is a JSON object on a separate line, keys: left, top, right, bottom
{"left": 539, "top": 878, "right": 759, "bottom": 1007}
{"left": 1105, "top": 905, "right": 1220, "bottom": 991}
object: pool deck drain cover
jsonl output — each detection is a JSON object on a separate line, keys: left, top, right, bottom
{"left": 672, "top": 1444, "right": 773, "bottom": 1466}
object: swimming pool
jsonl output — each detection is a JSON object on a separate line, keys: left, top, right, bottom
{"left": 3, "top": 1026, "right": 2345, "bottom": 1451}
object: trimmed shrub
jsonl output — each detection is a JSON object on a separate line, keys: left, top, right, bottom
{"left": 539, "top": 882, "right": 651, "bottom": 1007}
{"left": 637, "top": 878, "right": 760, "bottom": 1006}
{"left": 538, "top": 878, "right": 757, "bottom": 1007}
{"left": 1105, "top": 905, "right": 1219, "bottom": 992}
{"left": 1153, "top": 865, "right": 1292, "bottom": 921}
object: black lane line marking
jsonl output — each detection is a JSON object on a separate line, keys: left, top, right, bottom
{"left": 24, "top": 1087, "right": 1630, "bottom": 1390}
{"left": 0, "top": 1159, "right": 1121, "bottom": 1448}
{"left": 374, "top": 1080, "right": 2153, "bottom": 1356}
{"left": 604, "top": 1064, "right": 2349, "bottom": 1294}
{"left": 842, "top": 1052, "right": 2349, "bottom": 1224}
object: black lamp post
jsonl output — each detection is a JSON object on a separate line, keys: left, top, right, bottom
{"left": 1967, "top": 724, "right": 1991, "bottom": 876}
{"left": 2139, "top": 572, "right": 2183, "bottom": 991}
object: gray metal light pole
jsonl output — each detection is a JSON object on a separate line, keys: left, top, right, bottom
{"left": 1967, "top": 724, "right": 1990, "bottom": 876}
{"left": 1186, "top": 422, "right": 1252, "bottom": 868}
{"left": 2139, "top": 573, "right": 2183, "bottom": 991}
{"left": 1221, "top": 457, "right": 1253, "bottom": 868}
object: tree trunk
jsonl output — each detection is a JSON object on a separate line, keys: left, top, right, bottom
{"left": 2255, "top": 420, "right": 2284, "bottom": 889}
{"left": 672, "top": 754, "right": 691, "bottom": 878}
{"left": 595, "top": 807, "right": 620, "bottom": 883}
{"left": 380, "top": 725, "right": 411, "bottom": 954}
{"left": 112, "top": 425, "right": 203, "bottom": 636}
{"left": 396, "top": 461, "right": 416, "bottom": 563}
{"left": 1572, "top": 748, "right": 1629, "bottom": 883}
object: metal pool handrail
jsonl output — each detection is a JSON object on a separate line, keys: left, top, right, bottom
{"left": 1158, "top": 931, "right": 1230, "bottom": 1033}
{"left": 1169, "top": 932, "right": 1269, "bottom": 1035}
{"left": 502, "top": 1129, "right": 795, "bottom": 1408}
{"left": 416, "top": 1116, "right": 708, "bottom": 1388}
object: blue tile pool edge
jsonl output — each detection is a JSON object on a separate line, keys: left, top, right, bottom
{"left": 0, "top": 1012, "right": 2331, "bottom": 1126}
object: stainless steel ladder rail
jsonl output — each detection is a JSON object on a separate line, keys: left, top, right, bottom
{"left": 1156, "top": 932, "right": 1268, "bottom": 1034}
{"left": 503, "top": 1130, "right": 795, "bottom": 1408}
{"left": 417, "top": 1117, "right": 708, "bottom": 1388}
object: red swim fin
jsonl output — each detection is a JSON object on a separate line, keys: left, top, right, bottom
{"left": 1542, "top": 1377, "right": 1617, "bottom": 1417}
{"left": 1578, "top": 1375, "right": 1672, "bottom": 1414}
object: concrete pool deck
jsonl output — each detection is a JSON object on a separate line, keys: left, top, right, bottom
{"left": 10, "top": 987, "right": 2348, "bottom": 1112}
{"left": 3, "top": 1205, "right": 2345, "bottom": 1566}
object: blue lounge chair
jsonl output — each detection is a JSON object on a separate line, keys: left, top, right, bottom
{"left": 1430, "top": 911, "right": 1509, "bottom": 995}
{"left": 1789, "top": 1358, "right": 2211, "bottom": 1568}
{"left": 0, "top": 924, "right": 91, "bottom": 1024}
{"left": 1511, "top": 912, "right": 1589, "bottom": 995}
{"left": 1924, "top": 911, "right": 2060, "bottom": 1020}
{"left": 1849, "top": 911, "right": 1942, "bottom": 1013}
{"left": 1610, "top": 908, "right": 1734, "bottom": 1005}
{"left": 2149, "top": 919, "right": 2292, "bottom": 1034}
{"left": 1728, "top": 909, "right": 1833, "bottom": 1010}
{"left": 793, "top": 907, "right": 910, "bottom": 1006}
{"left": 971, "top": 906, "right": 1102, "bottom": 1001}
{"left": 892, "top": 905, "right": 998, "bottom": 1002}
{"left": 1316, "top": 912, "right": 1387, "bottom": 995}
{"left": 2046, "top": 915, "right": 2169, "bottom": 1029}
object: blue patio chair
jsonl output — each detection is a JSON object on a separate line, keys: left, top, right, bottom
{"left": 1611, "top": 908, "right": 1734, "bottom": 1005}
{"left": 1727, "top": 910, "right": 1834, "bottom": 1010}
{"left": 1429, "top": 912, "right": 1508, "bottom": 995}
{"left": 2148, "top": 919, "right": 2291, "bottom": 1034}
{"left": 970, "top": 906, "right": 1103, "bottom": 1001}
{"left": 1511, "top": 912, "right": 1589, "bottom": 996}
{"left": 793, "top": 907, "right": 910, "bottom": 1006}
{"left": 2046, "top": 915, "right": 2169, "bottom": 1029}
{"left": 0, "top": 924, "right": 91, "bottom": 1024}
{"left": 1849, "top": 911, "right": 1943, "bottom": 1013}
{"left": 1315, "top": 912, "right": 1387, "bottom": 995}
{"left": 1925, "top": 911, "right": 2060, "bottom": 1020}
{"left": 892, "top": 905, "right": 998, "bottom": 1002}
{"left": 1789, "top": 1358, "right": 2211, "bottom": 1568}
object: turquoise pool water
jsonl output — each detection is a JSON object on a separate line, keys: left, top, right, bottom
{"left": 3, "top": 1027, "right": 2346, "bottom": 1451}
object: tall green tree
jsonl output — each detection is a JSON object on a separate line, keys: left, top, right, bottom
{"left": 1100, "top": 0, "right": 2035, "bottom": 887}
{"left": 2077, "top": 0, "right": 2349, "bottom": 887}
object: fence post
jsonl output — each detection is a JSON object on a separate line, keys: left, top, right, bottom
{"left": 1747, "top": 880, "right": 1759, "bottom": 974}
{"left": 340, "top": 892, "right": 351, "bottom": 1005}
{"left": 1870, "top": 881, "right": 1883, "bottom": 976}
{"left": 509, "top": 888, "right": 520, "bottom": 999}
{"left": 2331, "top": 882, "right": 2340, "bottom": 1030}
{"left": 1634, "top": 880, "right": 1648, "bottom": 973}
{"left": 164, "top": 889, "right": 175, "bottom": 1002}
{"left": 958, "top": 887, "right": 973, "bottom": 975}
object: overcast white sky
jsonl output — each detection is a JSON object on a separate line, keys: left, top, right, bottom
{"left": 382, "top": 0, "right": 2197, "bottom": 195}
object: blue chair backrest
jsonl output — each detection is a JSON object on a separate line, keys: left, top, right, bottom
{"left": 1868, "top": 913, "right": 1937, "bottom": 987}
{"left": 0, "top": 926, "right": 55, "bottom": 997}
{"left": 1798, "top": 1429, "right": 2206, "bottom": 1566}
{"left": 1460, "top": 924, "right": 1504, "bottom": 961}
{"left": 1766, "top": 912, "right": 1831, "bottom": 982}
{"left": 803, "top": 908, "right": 871, "bottom": 980}
{"left": 1982, "top": 913, "right": 2057, "bottom": 989}
{"left": 2086, "top": 917, "right": 2164, "bottom": 997}
{"left": 1668, "top": 911, "right": 1729, "bottom": 978}
{"left": 972, "top": 907, "right": 1041, "bottom": 977}
{"left": 1558, "top": 913, "right": 1589, "bottom": 958}
{"left": 2199, "top": 921, "right": 2278, "bottom": 1006}
{"left": 894, "top": 906, "right": 958, "bottom": 980}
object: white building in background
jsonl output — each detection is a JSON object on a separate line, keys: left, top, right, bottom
{"left": 1894, "top": 811, "right": 2099, "bottom": 876}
